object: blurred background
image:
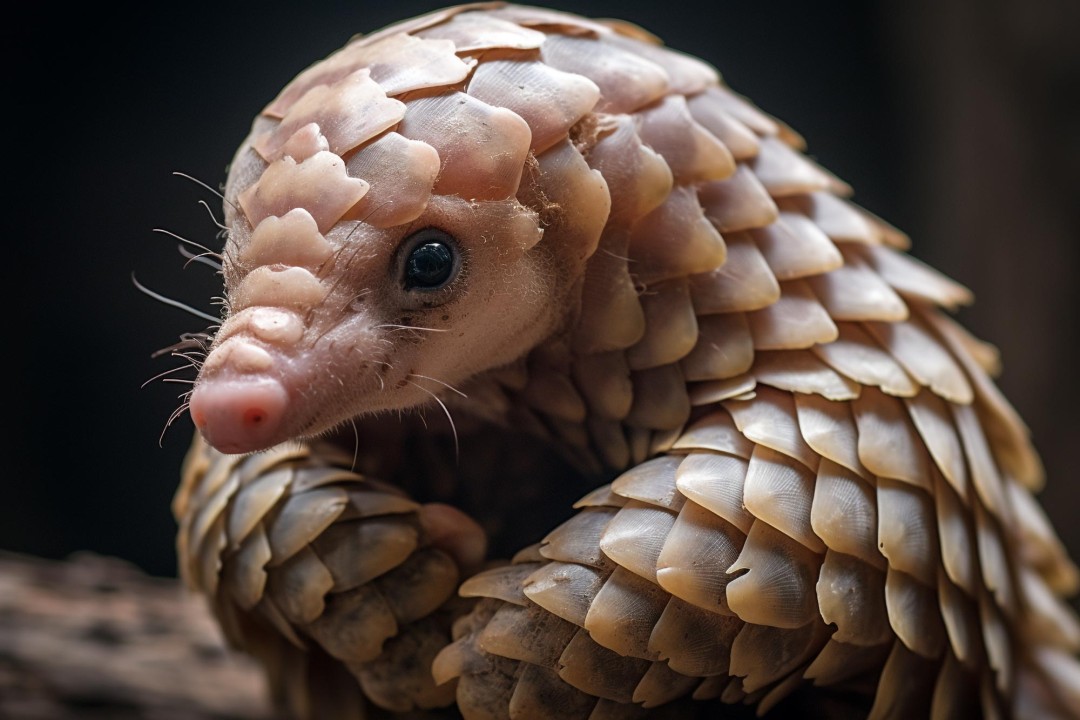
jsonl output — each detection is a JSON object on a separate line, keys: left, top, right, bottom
{"left": 7, "top": 0, "right": 1078, "bottom": 602}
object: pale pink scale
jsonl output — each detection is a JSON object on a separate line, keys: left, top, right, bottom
{"left": 254, "top": 69, "right": 406, "bottom": 162}
{"left": 635, "top": 95, "right": 736, "bottom": 184}
{"left": 686, "top": 92, "right": 762, "bottom": 161}
{"left": 698, "top": 166, "right": 779, "bottom": 233}
{"left": 398, "top": 91, "right": 532, "bottom": 201}
{"left": 688, "top": 233, "right": 780, "bottom": 314}
{"left": 344, "top": 132, "right": 440, "bottom": 227}
{"left": 265, "top": 33, "right": 472, "bottom": 118}
{"left": 242, "top": 209, "right": 333, "bottom": 269}
{"left": 278, "top": 123, "right": 329, "bottom": 163}
{"left": 778, "top": 192, "right": 881, "bottom": 245}
{"left": 467, "top": 60, "right": 600, "bottom": 153}
{"left": 485, "top": 5, "right": 613, "bottom": 37}
{"left": 239, "top": 151, "right": 369, "bottom": 233}
{"left": 606, "top": 33, "right": 719, "bottom": 96}
{"left": 752, "top": 136, "right": 847, "bottom": 198}
{"left": 418, "top": 13, "right": 546, "bottom": 52}
{"left": 628, "top": 185, "right": 727, "bottom": 284}
{"left": 358, "top": 34, "right": 476, "bottom": 96}
{"left": 232, "top": 266, "right": 327, "bottom": 311}
{"left": 540, "top": 34, "right": 669, "bottom": 114}
{"left": 354, "top": 6, "right": 474, "bottom": 48}
{"left": 705, "top": 85, "right": 780, "bottom": 137}
{"left": 582, "top": 115, "right": 673, "bottom": 226}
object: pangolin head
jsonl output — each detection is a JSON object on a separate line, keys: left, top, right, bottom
{"left": 188, "top": 6, "right": 634, "bottom": 454}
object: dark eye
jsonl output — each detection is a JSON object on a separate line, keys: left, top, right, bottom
{"left": 402, "top": 229, "right": 459, "bottom": 291}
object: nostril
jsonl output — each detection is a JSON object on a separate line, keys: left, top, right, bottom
{"left": 243, "top": 408, "right": 268, "bottom": 425}
{"left": 189, "top": 378, "right": 289, "bottom": 454}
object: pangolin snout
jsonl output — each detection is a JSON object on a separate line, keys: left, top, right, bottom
{"left": 189, "top": 375, "right": 289, "bottom": 454}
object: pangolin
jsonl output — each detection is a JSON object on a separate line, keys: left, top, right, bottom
{"left": 171, "top": 3, "right": 1080, "bottom": 718}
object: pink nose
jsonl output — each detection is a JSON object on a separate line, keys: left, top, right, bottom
{"left": 189, "top": 378, "right": 289, "bottom": 454}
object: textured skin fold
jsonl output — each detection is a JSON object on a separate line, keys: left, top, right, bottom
{"left": 175, "top": 3, "right": 1080, "bottom": 718}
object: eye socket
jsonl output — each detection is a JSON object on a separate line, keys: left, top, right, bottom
{"left": 401, "top": 228, "right": 460, "bottom": 291}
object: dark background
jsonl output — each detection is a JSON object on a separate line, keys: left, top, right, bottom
{"left": 7, "top": 0, "right": 1078, "bottom": 601}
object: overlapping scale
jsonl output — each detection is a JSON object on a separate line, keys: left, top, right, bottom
{"left": 625, "top": 279, "right": 698, "bottom": 370}
{"left": 398, "top": 91, "right": 532, "bottom": 201}
{"left": 794, "top": 394, "right": 870, "bottom": 479}
{"left": 726, "top": 520, "right": 822, "bottom": 628}
{"left": 654, "top": 500, "right": 744, "bottom": 613}
{"left": 604, "top": 32, "right": 718, "bottom": 96}
{"left": 238, "top": 151, "right": 370, "bottom": 234}
{"left": 752, "top": 212, "right": 843, "bottom": 281}
{"left": 342, "top": 131, "right": 439, "bottom": 227}
{"left": 540, "top": 34, "right": 668, "bottom": 114}
{"left": 175, "top": 436, "right": 463, "bottom": 714}
{"left": 808, "top": 251, "right": 909, "bottom": 322}
{"left": 254, "top": 69, "right": 406, "bottom": 162}
{"left": 686, "top": 90, "right": 762, "bottom": 162}
{"left": 185, "top": 4, "right": 1080, "bottom": 718}
{"left": 810, "top": 459, "right": 881, "bottom": 567}
{"left": 468, "top": 59, "right": 599, "bottom": 153}
{"left": 777, "top": 192, "right": 880, "bottom": 245}
{"left": 627, "top": 185, "right": 727, "bottom": 284}
{"left": 418, "top": 12, "right": 546, "bottom": 52}
{"left": 747, "top": 279, "right": 839, "bottom": 350}
{"left": 264, "top": 32, "right": 472, "bottom": 117}
{"left": 742, "top": 445, "right": 824, "bottom": 552}
{"left": 698, "top": 164, "right": 779, "bottom": 233}
{"left": 674, "top": 451, "right": 755, "bottom": 533}
{"left": 625, "top": 364, "right": 691, "bottom": 430}
{"left": 751, "top": 136, "right": 846, "bottom": 197}
{"left": 725, "top": 387, "right": 819, "bottom": 471}
{"left": 865, "top": 316, "right": 974, "bottom": 404}
{"left": 751, "top": 350, "right": 861, "bottom": 401}
{"left": 680, "top": 312, "right": 754, "bottom": 382}
{"left": 634, "top": 95, "right": 735, "bottom": 184}
{"left": 688, "top": 232, "right": 780, "bottom": 314}
{"left": 858, "top": 244, "right": 974, "bottom": 309}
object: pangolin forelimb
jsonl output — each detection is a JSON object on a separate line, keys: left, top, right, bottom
{"left": 175, "top": 435, "right": 484, "bottom": 717}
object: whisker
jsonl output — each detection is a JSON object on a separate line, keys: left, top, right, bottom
{"left": 408, "top": 373, "right": 467, "bottom": 398}
{"left": 172, "top": 171, "right": 237, "bottom": 212}
{"left": 222, "top": 245, "right": 241, "bottom": 273}
{"left": 152, "top": 228, "right": 223, "bottom": 261}
{"left": 151, "top": 335, "right": 210, "bottom": 359}
{"left": 132, "top": 273, "right": 220, "bottom": 324}
{"left": 322, "top": 226, "right": 373, "bottom": 290}
{"left": 406, "top": 379, "right": 459, "bottom": 464}
{"left": 160, "top": 399, "right": 192, "bottom": 447}
{"left": 141, "top": 363, "right": 196, "bottom": 388}
{"left": 198, "top": 199, "right": 229, "bottom": 231}
{"left": 600, "top": 247, "right": 634, "bottom": 262}
{"left": 178, "top": 244, "right": 223, "bottom": 271}
{"left": 358, "top": 199, "right": 396, "bottom": 225}
{"left": 368, "top": 358, "right": 392, "bottom": 391}
{"left": 374, "top": 324, "right": 449, "bottom": 334}
{"left": 349, "top": 417, "right": 360, "bottom": 472}
{"left": 171, "top": 350, "right": 208, "bottom": 367}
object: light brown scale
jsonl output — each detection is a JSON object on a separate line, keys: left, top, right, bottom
{"left": 174, "top": 4, "right": 1080, "bottom": 719}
